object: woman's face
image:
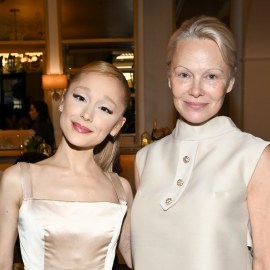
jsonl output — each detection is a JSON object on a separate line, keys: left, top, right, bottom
{"left": 60, "top": 72, "right": 126, "bottom": 149}
{"left": 168, "top": 37, "right": 235, "bottom": 125}
{"left": 29, "top": 104, "right": 39, "bottom": 120}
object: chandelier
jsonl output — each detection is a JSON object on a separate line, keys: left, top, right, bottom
{"left": 0, "top": 52, "right": 43, "bottom": 73}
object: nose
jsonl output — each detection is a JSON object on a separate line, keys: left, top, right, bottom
{"left": 189, "top": 77, "right": 204, "bottom": 98}
{"left": 80, "top": 109, "right": 93, "bottom": 122}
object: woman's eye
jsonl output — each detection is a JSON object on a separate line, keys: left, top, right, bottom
{"left": 73, "top": 93, "right": 86, "bottom": 102}
{"left": 177, "top": 72, "right": 189, "bottom": 78}
{"left": 99, "top": 106, "right": 113, "bottom": 115}
{"left": 207, "top": 74, "right": 217, "bottom": 80}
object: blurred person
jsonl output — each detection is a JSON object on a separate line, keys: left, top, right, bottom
{"left": 29, "top": 100, "right": 56, "bottom": 150}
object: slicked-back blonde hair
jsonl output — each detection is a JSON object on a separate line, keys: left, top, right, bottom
{"left": 167, "top": 16, "right": 236, "bottom": 78}
{"left": 68, "top": 61, "right": 130, "bottom": 172}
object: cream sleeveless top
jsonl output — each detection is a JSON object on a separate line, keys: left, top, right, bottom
{"left": 18, "top": 162, "right": 127, "bottom": 270}
{"left": 131, "top": 116, "right": 269, "bottom": 270}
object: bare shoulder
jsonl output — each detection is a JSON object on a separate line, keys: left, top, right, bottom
{"left": 119, "top": 176, "right": 133, "bottom": 193}
{"left": 119, "top": 176, "right": 134, "bottom": 202}
{"left": 260, "top": 144, "right": 270, "bottom": 160}
{"left": 255, "top": 144, "right": 270, "bottom": 174}
{"left": 1, "top": 163, "right": 21, "bottom": 185}
{"left": 0, "top": 163, "right": 22, "bottom": 202}
{"left": 249, "top": 144, "right": 270, "bottom": 189}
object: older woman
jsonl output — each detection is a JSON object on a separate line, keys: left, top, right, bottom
{"left": 131, "top": 16, "right": 270, "bottom": 270}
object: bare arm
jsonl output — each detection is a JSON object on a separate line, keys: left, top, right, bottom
{"left": 118, "top": 177, "right": 133, "bottom": 269}
{"left": 0, "top": 165, "right": 22, "bottom": 270}
{"left": 248, "top": 145, "right": 270, "bottom": 270}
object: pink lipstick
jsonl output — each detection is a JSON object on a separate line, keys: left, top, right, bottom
{"left": 72, "top": 122, "right": 92, "bottom": 134}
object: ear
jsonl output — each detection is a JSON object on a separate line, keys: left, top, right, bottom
{"left": 60, "top": 89, "right": 67, "bottom": 102}
{"left": 110, "top": 117, "right": 126, "bottom": 136}
{"left": 168, "top": 77, "right": 172, "bottom": 89}
{"left": 59, "top": 100, "right": 64, "bottom": 112}
{"left": 59, "top": 104, "right": 63, "bottom": 112}
{"left": 59, "top": 89, "right": 67, "bottom": 111}
{"left": 226, "top": 77, "right": 235, "bottom": 93}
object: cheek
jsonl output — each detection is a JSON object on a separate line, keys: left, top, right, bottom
{"left": 171, "top": 82, "right": 186, "bottom": 98}
{"left": 210, "top": 84, "right": 228, "bottom": 101}
{"left": 62, "top": 97, "right": 80, "bottom": 115}
{"left": 59, "top": 111, "right": 69, "bottom": 131}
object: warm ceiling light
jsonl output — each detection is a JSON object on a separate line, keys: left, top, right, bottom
{"left": 42, "top": 74, "right": 67, "bottom": 90}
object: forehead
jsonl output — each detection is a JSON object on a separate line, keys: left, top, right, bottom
{"left": 70, "top": 72, "right": 126, "bottom": 105}
{"left": 172, "top": 38, "right": 225, "bottom": 67}
{"left": 77, "top": 71, "right": 117, "bottom": 83}
{"left": 73, "top": 72, "right": 122, "bottom": 92}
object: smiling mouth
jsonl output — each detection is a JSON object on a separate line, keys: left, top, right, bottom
{"left": 72, "top": 122, "right": 92, "bottom": 134}
{"left": 186, "top": 101, "right": 208, "bottom": 109}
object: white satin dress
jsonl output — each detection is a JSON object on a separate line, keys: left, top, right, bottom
{"left": 17, "top": 162, "right": 127, "bottom": 270}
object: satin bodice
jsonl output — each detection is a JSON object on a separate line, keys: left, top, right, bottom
{"left": 18, "top": 163, "right": 127, "bottom": 270}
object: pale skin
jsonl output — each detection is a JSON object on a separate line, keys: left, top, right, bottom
{"left": 135, "top": 37, "right": 270, "bottom": 269}
{"left": 0, "top": 72, "right": 133, "bottom": 269}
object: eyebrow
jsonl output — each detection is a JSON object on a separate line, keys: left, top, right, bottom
{"left": 74, "top": 85, "right": 117, "bottom": 107}
{"left": 174, "top": 65, "right": 225, "bottom": 73}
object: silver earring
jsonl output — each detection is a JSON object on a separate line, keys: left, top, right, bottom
{"left": 111, "top": 131, "right": 118, "bottom": 137}
{"left": 59, "top": 105, "right": 63, "bottom": 112}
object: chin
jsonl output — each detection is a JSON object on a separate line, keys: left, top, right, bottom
{"left": 63, "top": 135, "right": 93, "bottom": 150}
{"left": 181, "top": 115, "right": 214, "bottom": 126}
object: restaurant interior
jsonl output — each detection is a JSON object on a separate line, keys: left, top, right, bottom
{"left": 0, "top": 0, "right": 270, "bottom": 268}
{"left": 0, "top": 0, "right": 234, "bottom": 179}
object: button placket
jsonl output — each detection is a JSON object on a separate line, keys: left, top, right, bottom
{"left": 165, "top": 198, "right": 173, "bottom": 205}
{"left": 177, "top": 179, "right": 184, "bottom": 186}
{"left": 160, "top": 141, "right": 198, "bottom": 211}
{"left": 183, "top": 156, "right": 190, "bottom": 163}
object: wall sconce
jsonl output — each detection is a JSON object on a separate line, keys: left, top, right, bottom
{"left": 42, "top": 74, "right": 68, "bottom": 101}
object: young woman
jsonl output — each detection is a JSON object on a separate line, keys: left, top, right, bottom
{"left": 131, "top": 16, "right": 270, "bottom": 270}
{"left": 0, "top": 61, "right": 133, "bottom": 270}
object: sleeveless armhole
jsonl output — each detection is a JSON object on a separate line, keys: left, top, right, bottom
{"left": 19, "top": 162, "right": 33, "bottom": 200}
{"left": 108, "top": 173, "right": 127, "bottom": 205}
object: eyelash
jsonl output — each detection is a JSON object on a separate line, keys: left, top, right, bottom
{"left": 176, "top": 72, "right": 189, "bottom": 78}
{"left": 73, "top": 93, "right": 113, "bottom": 115}
{"left": 207, "top": 74, "right": 217, "bottom": 80}
{"left": 175, "top": 73, "right": 219, "bottom": 82}
{"left": 73, "top": 93, "right": 86, "bottom": 102}
{"left": 99, "top": 106, "right": 113, "bottom": 115}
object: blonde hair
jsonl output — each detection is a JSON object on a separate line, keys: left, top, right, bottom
{"left": 69, "top": 61, "right": 130, "bottom": 172}
{"left": 167, "top": 16, "right": 236, "bottom": 78}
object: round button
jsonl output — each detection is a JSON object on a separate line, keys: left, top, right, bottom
{"left": 177, "top": 179, "right": 184, "bottom": 186}
{"left": 183, "top": 156, "right": 190, "bottom": 163}
{"left": 165, "top": 198, "right": 173, "bottom": 205}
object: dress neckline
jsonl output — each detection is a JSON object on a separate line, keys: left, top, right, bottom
{"left": 19, "top": 162, "right": 127, "bottom": 205}
{"left": 172, "top": 116, "right": 239, "bottom": 141}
